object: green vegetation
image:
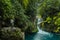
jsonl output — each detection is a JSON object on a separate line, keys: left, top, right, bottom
{"left": 0, "top": 0, "right": 38, "bottom": 32}
{"left": 39, "top": 0, "right": 60, "bottom": 33}
{"left": 0, "top": 0, "right": 60, "bottom": 40}
{"left": 0, "top": 0, "right": 39, "bottom": 40}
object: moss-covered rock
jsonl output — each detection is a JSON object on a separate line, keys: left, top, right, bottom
{"left": 0, "top": 27, "right": 24, "bottom": 40}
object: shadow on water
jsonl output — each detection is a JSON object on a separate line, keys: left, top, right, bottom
{"left": 25, "top": 18, "right": 60, "bottom": 40}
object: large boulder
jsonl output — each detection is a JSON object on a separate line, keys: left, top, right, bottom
{"left": 0, "top": 27, "right": 24, "bottom": 40}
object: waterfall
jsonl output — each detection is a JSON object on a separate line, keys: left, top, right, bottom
{"left": 37, "top": 18, "right": 51, "bottom": 35}
{"left": 25, "top": 17, "right": 54, "bottom": 40}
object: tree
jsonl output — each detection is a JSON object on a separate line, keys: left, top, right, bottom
{"left": 0, "top": 0, "right": 38, "bottom": 32}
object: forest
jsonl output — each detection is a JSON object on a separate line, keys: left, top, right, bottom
{"left": 0, "top": 0, "right": 60, "bottom": 40}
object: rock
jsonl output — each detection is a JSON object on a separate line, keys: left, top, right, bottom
{"left": 0, "top": 27, "right": 24, "bottom": 40}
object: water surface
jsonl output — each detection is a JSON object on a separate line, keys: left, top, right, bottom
{"left": 25, "top": 32, "right": 60, "bottom": 40}
{"left": 25, "top": 18, "right": 60, "bottom": 40}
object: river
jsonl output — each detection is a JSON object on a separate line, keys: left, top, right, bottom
{"left": 25, "top": 18, "right": 60, "bottom": 40}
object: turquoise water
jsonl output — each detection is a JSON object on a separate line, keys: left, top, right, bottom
{"left": 25, "top": 33, "right": 60, "bottom": 40}
{"left": 25, "top": 18, "right": 60, "bottom": 40}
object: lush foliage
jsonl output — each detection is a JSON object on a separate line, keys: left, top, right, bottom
{"left": 39, "top": 0, "right": 60, "bottom": 33}
{"left": 0, "top": 0, "right": 39, "bottom": 40}
{"left": 0, "top": 0, "right": 39, "bottom": 33}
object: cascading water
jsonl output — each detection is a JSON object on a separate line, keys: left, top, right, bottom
{"left": 25, "top": 18, "right": 60, "bottom": 40}
{"left": 37, "top": 18, "right": 51, "bottom": 35}
{"left": 25, "top": 18, "right": 53, "bottom": 40}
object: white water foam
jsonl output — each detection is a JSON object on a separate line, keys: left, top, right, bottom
{"left": 37, "top": 18, "right": 52, "bottom": 36}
